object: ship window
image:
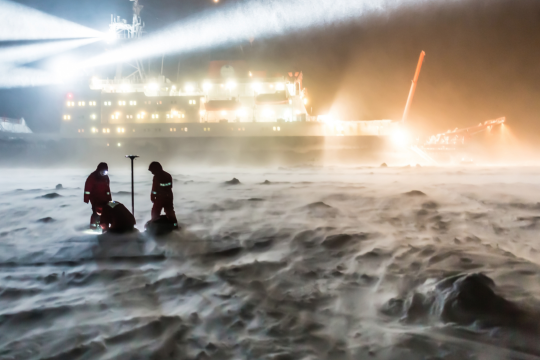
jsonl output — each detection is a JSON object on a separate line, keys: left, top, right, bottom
{"left": 63, "top": 115, "right": 71, "bottom": 120}
{"left": 182, "top": 114, "right": 185, "bottom": 118}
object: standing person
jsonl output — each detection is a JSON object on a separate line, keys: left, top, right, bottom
{"left": 84, "top": 162, "right": 112, "bottom": 229}
{"left": 99, "top": 201, "right": 136, "bottom": 234}
{"left": 148, "top": 161, "right": 178, "bottom": 229}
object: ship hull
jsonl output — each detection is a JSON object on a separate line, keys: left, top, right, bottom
{"left": 0, "top": 134, "right": 394, "bottom": 167}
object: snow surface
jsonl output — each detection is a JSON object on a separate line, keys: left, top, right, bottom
{"left": 1, "top": 166, "right": 540, "bottom": 359}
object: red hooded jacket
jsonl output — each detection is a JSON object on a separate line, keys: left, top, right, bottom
{"left": 84, "top": 163, "right": 112, "bottom": 205}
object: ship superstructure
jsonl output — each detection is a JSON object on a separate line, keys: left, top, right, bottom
{"left": 60, "top": 2, "right": 397, "bottom": 141}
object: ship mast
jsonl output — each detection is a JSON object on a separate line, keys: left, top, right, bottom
{"left": 108, "top": 0, "right": 146, "bottom": 81}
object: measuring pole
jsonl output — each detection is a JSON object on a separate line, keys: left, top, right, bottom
{"left": 125, "top": 155, "right": 139, "bottom": 215}
{"left": 402, "top": 51, "right": 426, "bottom": 123}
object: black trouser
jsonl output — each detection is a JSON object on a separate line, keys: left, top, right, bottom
{"left": 151, "top": 198, "right": 178, "bottom": 225}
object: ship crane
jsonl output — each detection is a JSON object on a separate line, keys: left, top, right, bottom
{"left": 422, "top": 117, "right": 505, "bottom": 151}
{"left": 408, "top": 117, "right": 505, "bottom": 165}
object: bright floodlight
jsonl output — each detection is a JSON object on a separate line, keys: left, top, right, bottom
{"left": 147, "top": 83, "right": 158, "bottom": 91}
{"left": 185, "top": 84, "right": 195, "bottom": 92}
{"left": 226, "top": 81, "right": 236, "bottom": 89}
{"left": 202, "top": 82, "right": 212, "bottom": 91}
{"left": 276, "top": 83, "right": 285, "bottom": 90}
{"left": 392, "top": 128, "right": 409, "bottom": 147}
{"left": 0, "top": 0, "right": 102, "bottom": 41}
{"left": 103, "top": 29, "right": 118, "bottom": 43}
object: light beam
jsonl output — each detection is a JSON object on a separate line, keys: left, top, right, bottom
{"left": 0, "top": 38, "right": 100, "bottom": 66}
{"left": 0, "top": 0, "right": 102, "bottom": 41}
{"left": 0, "top": 65, "right": 60, "bottom": 88}
{"left": 81, "top": 0, "right": 460, "bottom": 68}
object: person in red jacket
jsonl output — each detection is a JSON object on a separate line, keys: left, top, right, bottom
{"left": 99, "top": 201, "right": 136, "bottom": 233}
{"left": 148, "top": 161, "right": 178, "bottom": 228}
{"left": 84, "top": 162, "right": 112, "bottom": 229}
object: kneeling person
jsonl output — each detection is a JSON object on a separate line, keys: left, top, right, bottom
{"left": 99, "top": 201, "right": 136, "bottom": 234}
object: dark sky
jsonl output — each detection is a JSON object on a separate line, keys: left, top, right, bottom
{"left": 1, "top": 0, "right": 539, "bottom": 143}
